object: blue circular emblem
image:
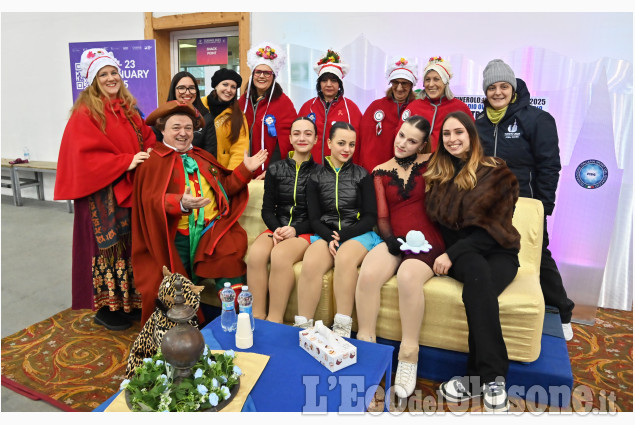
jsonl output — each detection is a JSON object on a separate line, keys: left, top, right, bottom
{"left": 575, "top": 159, "right": 608, "bottom": 189}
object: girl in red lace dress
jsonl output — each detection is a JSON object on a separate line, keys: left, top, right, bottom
{"left": 355, "top": 115, "right": 444, "bottom": 398}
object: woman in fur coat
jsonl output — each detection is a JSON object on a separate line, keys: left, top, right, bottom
{"left": 424, "top": 111, "right": 520, "bottom": 413}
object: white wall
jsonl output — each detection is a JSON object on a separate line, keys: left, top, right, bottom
{"left": 1, "top": 12, "right": 146, "bottom": 200}
{"left": 251, "top": 12, "right": 632, "bottom": 65}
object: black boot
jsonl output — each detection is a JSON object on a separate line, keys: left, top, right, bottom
{"left": 94, "top": 306, "right": 132, "bottom": 330}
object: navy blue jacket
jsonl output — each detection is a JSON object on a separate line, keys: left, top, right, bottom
{"left": 475, "top": 78, "right": 561, "bottom": 215}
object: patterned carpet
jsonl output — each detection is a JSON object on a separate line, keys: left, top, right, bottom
{"left": 1, "top": 309, "right": 141, "bottom": 411}
{"left": 1, "top": 307, "right": 632, "bottom": 412}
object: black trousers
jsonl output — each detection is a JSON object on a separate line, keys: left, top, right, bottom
{"left": 540, "top": 220, "right": 575, "bottom": 323}
{"left": 449, "top": 251, "right": 519, "bottom": 385}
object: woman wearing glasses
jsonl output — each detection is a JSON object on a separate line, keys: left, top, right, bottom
{"left": 201, "top": 68, "right": 250, "bottom": 170}
{"left": 239, "top": 41, "right": 297, "bottom": 179}
{"left": 409, "top": 56, "right": 473, "bottom": 151}
{"left": 358, "top": 56, "right": 419, "bottom": 172}
{"left": 154, "top": 71, "right": 217, "bottom": 155}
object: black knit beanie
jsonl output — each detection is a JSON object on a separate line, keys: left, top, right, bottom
{"left": 211, "top": 68, "right": 242, "bottom": 89}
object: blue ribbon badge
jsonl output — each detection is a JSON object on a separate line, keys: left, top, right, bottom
{"left": 264, "top": 114, "right": 277, "bottom": 137}
{"left": 307, "top": 112, "right": 316, "bottom": 123}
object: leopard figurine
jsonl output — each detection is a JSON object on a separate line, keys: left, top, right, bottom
{"left": 125, "top": 266, "right": 204, "bottom": 378}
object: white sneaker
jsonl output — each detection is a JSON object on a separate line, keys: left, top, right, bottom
{"left": 332, "top": 314, "right": 352, "bottom": 338}
{"left": 293, "top": 315, "right": 314, "bottom": 329}
{"left": 394, "top": 361, "right": 418, "bottom": 398}
{"left": 562, "top": 322, "right": 573, "bottom": 341}
{"left": 482, "top": 381, "right": 509, "bottom": 412}
{"left": 439, "top": 376, "right": 480, "bottom": 403}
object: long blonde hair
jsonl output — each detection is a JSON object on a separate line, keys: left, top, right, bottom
{"left": 424, "top": 111, "right": 497, "bottom": 191}
{"left": 70, "top": 73, "right": 139, "bottom": 133}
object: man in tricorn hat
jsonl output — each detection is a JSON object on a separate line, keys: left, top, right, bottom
{"left": 132, "top": 100, "right": 267, "bottom": 324}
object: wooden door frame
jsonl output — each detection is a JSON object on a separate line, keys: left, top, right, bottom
{"left": 144, "top": 12, "right": 250, "bottom": 105}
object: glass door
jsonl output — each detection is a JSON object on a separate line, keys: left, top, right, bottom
{"left": 170, "top": 27, "right": 240, "bottom": 97}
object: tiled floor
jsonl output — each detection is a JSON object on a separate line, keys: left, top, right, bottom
{"left": 1, "top": 195, "right": 73, "bottom": 411}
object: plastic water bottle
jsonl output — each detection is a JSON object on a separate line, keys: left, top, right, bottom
{"left": 220, "top": 282, "right": 237, "bottom": 332}
{"left": 237, "top": 285, "right": 255, "bottom": 331}
{"left": 23, "top": 146, "right": 30, "bottom": 162}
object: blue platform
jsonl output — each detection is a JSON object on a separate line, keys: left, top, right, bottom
{"left": 376, "top": 311, "right": 574, "bottom": 407}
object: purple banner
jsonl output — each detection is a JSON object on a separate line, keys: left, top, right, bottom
{"left": 69, "top": 39, "right": 158, "bottom": 118}
{"left": 196, "top": 37, "right": 228, "bottom": 65}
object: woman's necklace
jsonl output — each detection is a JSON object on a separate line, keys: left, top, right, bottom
{"left": 395, "top": 153, "right": 417, "bottom": 169}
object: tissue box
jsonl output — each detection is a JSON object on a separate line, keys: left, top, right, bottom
{"left": 298, "top": 325, "right": 357, "bottom": 372}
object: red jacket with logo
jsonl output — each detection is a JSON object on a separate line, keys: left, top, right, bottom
{"left": 298, "top": 96, "right": 362, "bottom": 165}
{"left": 358, "top": 96, "right": 414, "bottom": 172}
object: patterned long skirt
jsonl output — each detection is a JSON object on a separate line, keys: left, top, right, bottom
{"left": 71, "top": 197, "right": 141, "bottom": 312}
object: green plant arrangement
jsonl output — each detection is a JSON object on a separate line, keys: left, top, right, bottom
{"left": 120, "top": 346, "right": 242, "bottom": 412}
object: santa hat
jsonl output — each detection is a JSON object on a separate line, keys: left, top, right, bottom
{"left": 313, "top": 49, "right": 349, "bottom": 80}
{"left": 247, "top": 41, "right": 286, "bottom": 76}
{"left": 386, "top": 56, "right": 418, "bottom": 84}
{"left": 80, "top": 48, "right": 121, "bottom": 86}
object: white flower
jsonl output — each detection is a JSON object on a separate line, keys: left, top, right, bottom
{"left": 233, "top": 365, "right": 242, "bottom": 376}
{"left": 155, "top": 360, "right": 164, "bottom": 366}
{"left": 143, "top": 358, "right": 153, "bottom": 364}
{"left": 221, "top": 385, "right": 230, "bottom": 400}
{"left": 225, "top": 349, "right": 235, "bottom": 358}
{"left": 209, "top": 393, "right": 219, "bottom": 407}
{"left": 203, "top": 345, "right": 209, "bottom": 356}
{"left": 197, "top": 384, "right": 208, "bottom": 395}
{"left": 211, "top": 378, "right": 219, "bottom": 388}
{"left": 157, "top": 374, "right": 168, "bottom": 384}
{"left": 119, "top": 379, "right": 130, "bottom": 390}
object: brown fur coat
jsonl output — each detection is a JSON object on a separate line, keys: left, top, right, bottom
{"left": 425, "top": 159, "right": 521, "bottom": 250}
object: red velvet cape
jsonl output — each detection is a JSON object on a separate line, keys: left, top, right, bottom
{"left": 131, "top": 143, "right": 251, "bottom": 324}
{"left": 54, "top": 99, "right": 156, "bottom": 207}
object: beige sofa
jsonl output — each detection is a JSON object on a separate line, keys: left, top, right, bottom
{"left": 201, "top": 180, "right": 545, "bottom": 363}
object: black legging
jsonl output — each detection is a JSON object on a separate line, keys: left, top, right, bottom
{"left": 448, "top": 251, "right": 519, "bottom": 385}
{"left": 539, "top": 220, "right": 575, "bottom": 323}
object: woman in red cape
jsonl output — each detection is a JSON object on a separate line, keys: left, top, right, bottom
{"left": 54, "top": 48, "right": 156, "bottom": 330}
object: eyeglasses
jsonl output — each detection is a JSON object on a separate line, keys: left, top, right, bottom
{"left": 391, "top": 81, "right": 412, "bottom": 88}
{"left": 175, "top": 85, "right": 197, "bottom": 94}
{"left": 254, "top": 70, "right": 274, "bottom": 78}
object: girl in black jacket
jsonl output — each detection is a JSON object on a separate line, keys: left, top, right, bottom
{"left": 247, "top": 117, "right": 321, "bottom": 322}
{"left": 294, "top": 122, "right": 380, "bottom": 338}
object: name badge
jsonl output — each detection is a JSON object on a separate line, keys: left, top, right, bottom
{"left": 374, "top": 110, "right": 384, "bottom": 135}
